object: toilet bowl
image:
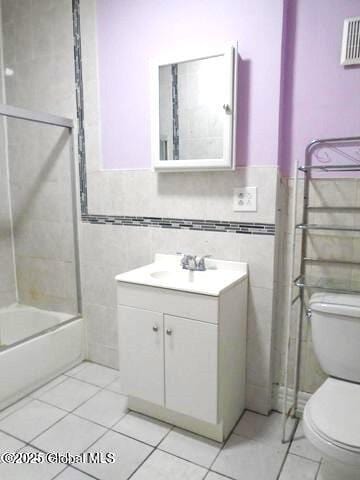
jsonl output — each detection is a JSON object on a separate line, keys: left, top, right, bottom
{"left": 302, "top": 293, "right": 360, "bottom": 480}
{"left": 303, "top": 378, "right": 360, "bottom": 479}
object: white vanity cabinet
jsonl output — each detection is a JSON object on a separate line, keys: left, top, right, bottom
{"left": 164, "top": 314, "right": 218, "bottom": 424}
{"left": 120, "top": 306, "right": 164, "bottom": 406}
{"left": 116, "top": 255, "right": 248, "bottom": 442}
{"left": 120, "top": 305, "right": 218, "bottom": 424}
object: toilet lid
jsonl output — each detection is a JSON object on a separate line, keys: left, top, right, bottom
{"left": 307, "top": 378, "right": 360, "bottom": 451}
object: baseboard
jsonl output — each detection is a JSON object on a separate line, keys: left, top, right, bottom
{"left": 272, "top": 385, "right": 312, "bottom": 415}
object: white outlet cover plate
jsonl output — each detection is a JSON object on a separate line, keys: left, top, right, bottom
{"left": 233, "top": 187, "right": 257, "bottom": 212}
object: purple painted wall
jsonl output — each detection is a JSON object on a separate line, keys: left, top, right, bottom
{"left": 280, "top": 0, "right": 360, "bottom": 176}
{"left": 96, "top": 0, "right": 284, "bottom": 169}
{"left": 96, "top": 0, "right": 360, "bottom": 174}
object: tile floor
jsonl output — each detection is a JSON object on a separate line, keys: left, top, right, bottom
{"left": 0, "top": 362, "right": 322, "bottom": 480}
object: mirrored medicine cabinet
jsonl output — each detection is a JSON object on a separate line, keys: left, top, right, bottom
{"left": 151, "top": 44, "right": 238, "bottom": 171}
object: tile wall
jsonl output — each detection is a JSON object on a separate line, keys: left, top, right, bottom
{"left": 0, "top": 19, "right": 16, "bottom": 306}
{"left": 1, "top": 0, "right": 78, "bottom": 314}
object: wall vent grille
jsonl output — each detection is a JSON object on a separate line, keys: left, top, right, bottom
{"left": 341, "top": 16, "right": 360, "bottom": 65}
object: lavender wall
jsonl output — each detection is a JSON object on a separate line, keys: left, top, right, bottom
{"left": 280, "top": 0, "right": 360, "bottom": 176}
{"left": 97, "top": 0, "right": 360, "bottom": 175}
{"left": 96, "top": 0, "right": 284, "bottom": 170}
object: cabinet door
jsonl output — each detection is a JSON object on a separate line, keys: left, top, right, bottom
{"left": 164, "top": 315, "right": 218, "bottom": 423}
{"left": 118, "top": 306, "right": 164, "bottom": 406}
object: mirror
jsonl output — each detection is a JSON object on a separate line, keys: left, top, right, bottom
{"left": 152, "top": 46, "right": 237, "bottom": 171}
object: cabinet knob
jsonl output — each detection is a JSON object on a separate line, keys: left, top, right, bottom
{"left": 166, "top": 328, "right": 172, "bottom": 336}
{"left": 152, "top": 325, "right": 159, "bottom": 332}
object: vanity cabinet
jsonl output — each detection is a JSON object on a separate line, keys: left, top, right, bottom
{"left": 164, "top": 315, "right": 218, "bottom": 423}
{"left": 120, "top": 306, "right": 164, "bottom": 406}
{"left": 117, "top": 269, "right": 248, "bottom": 442}
{"left": 119, "top": 307, "right": 218, "bottom": 423}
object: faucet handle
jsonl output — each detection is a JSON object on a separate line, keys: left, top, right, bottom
{"left": 177, "top": 253, "right": 196, "bottom": 270}
{"left": 196, "top": 255, "right": 211, "bottom": 271}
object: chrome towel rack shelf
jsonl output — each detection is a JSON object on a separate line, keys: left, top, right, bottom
{"left": 281, "top": 135, "right": 360, "bottom": 444}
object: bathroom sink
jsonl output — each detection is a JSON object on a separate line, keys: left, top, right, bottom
{"left": 150, "top": 268, "right": 224, "bottom": 286}
{"left": 115, "top": 254, "right": 248, "bottom": 296}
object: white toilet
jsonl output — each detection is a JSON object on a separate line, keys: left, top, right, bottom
{"left": 303, "top": 293, "right": 360, "bottom": 480}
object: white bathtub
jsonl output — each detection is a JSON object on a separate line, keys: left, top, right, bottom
{"left": 0, "top": 304, "right": 85, "bottom": 411}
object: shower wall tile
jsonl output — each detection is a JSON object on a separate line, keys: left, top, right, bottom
{"left": 0, "top": 35, "right": 16, "bottom": 307}
{"left": 1, "top": 0, "right": 77, "bottom": 312}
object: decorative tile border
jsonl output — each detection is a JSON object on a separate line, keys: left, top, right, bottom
{"left": 171, "top": 63, "right": 179, "bottom": 160}
{"left": 82, "top": 214, "right": 275, "bottom": 235}
{"left": 73, "top": 0, "right": 88, "bottom": 215}
{"left": 73, "top": 1, "right": 276, "bottom": 237}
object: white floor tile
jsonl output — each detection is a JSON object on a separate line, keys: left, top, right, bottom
{"left": 0, "top": 446, "right": 65, "bottom": 480}
{"left": 290, "top": 421, "right": 322, "bottom": 462}
{"left": 72, "top": 363, "right": 119, "bottom": 388}
{"left": 0, "top": 398, "right": 32, "bottom": 421}
{"left": 30, "top": 375, "right": 68, "bottom": 399}
{"left": 131, "top": 449, "right": 207, "bottom": 480}
{"left": 106, "top": 377, "right": 124, "bottom": 394}
{"left": 74, "top": 389, "right": 128, "bottom": 427}
{"left": 79, "top": 430, "right": 153, "bottom": 480}
{"left": 0, "top": 431, "right": 25, "bottom": 454}
{"left": 32, "top": 414, "right": 106, "bottom": 455}
{"left": 279, "top": 453, "right": 319, "bottom": 480}
{"left": 159, "top": 427, "right": 222, "bottom": 468}
{"left": 113, "top": 412, "right": 171, "bottom": 446}
{"left": 212, "top": 434, "right": 286, "bottom": 480}
{"left": 0, "top": 399, "right": 66, "bottom": 442}
{"left": 65, "top": 362, "right": 91, "bottom": 377}
{"left": 234, "top": 411, "right": 290, "bottom": 450}
{"left": 38, "top": 378, "right": 100, "bottom": 411}
{"left": 54, "top": 467, "right": 94, "bottom": 479}
{"left": 206, "top": 473, "right": 231, "bottom": 480}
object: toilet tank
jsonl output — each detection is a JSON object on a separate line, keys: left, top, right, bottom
{"left": 309, "top": 293, "right": 360, "bottom": 383}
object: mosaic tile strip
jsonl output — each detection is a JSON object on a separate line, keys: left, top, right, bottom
{"left": 72, "top": 2, "right": 276, "bottom": 237}
{"left": 73, "top": 0, "right": 88, "bottom": 215}
{"left": 171, "top": 63, "right": 179, "bottom": 160}
{"left": 82, "top": 214, "right": 275, "bottom": 235}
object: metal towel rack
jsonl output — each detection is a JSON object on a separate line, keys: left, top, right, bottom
{"left": 281, "top": 135, "right": 360, "bottom": 443}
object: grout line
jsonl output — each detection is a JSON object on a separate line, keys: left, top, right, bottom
{"left": 205, "top": 469, "right": 236, "bottom": 480}
{"left": 156, "top": 446, "right": 212, "bottom": 471}
{"left": 60, "top": 373, "right": 116, "bottom": 390}
{"left": 275, "top": 418, "right": 300, "bottom": 480}
{"left": 51, "top": 466, "right": 97, "bottom": 480}
{"left": 207, "top": 409, "right": 245, "bottom": 474}
{"left": 314, "top": 460, "right": 322, "bottom": 480}
{"left": 0, "top": 398, "right": 33, "bottom": 423}
{"left": 29, "top": 375, "right": 70, "bottom": 399}
{"left": 126, "top": 446, "right": 156, "bottom": 480}
{"left": 289, "top": 451, "right": 322, "bottom": 464}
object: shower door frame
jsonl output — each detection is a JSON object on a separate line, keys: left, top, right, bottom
{"left": 0, "top": 103, "right": 83, "bottom": 322}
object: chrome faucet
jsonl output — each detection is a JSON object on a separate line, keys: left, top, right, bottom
{"left": 178, "top": 253, "right": 211, "bottom": 271}
{"left": 196, "top": 255, "right": 211, "bottom": 271}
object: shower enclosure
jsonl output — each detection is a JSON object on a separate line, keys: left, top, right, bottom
{"left": 0, "top": 1, "right": 84, "bottom": 409}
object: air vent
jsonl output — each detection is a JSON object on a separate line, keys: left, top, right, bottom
{"left": 341, "top": 16, "right": 360, "bottom": 66}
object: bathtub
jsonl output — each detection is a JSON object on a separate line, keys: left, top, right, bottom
{"left": 0, "top": 304, "right": 85, "bottom": 411}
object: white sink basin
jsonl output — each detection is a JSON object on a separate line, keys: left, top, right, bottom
{"left": 116, "top": 254, "right": 248, "bottom": 296}
{"left": 150, "top": 269, "right": 213, "bottom": 283}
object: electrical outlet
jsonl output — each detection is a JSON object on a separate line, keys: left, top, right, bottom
{"left": 233, "top": 187, "right": 257, "bottom": 212}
